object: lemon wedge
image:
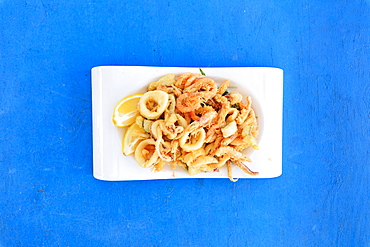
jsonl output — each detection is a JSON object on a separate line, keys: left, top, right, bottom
{"left": 122, "top": 123, "right": 148, "bottom": 156}
{"left": 112, "top": 94, "right": 143, "bottom": 127}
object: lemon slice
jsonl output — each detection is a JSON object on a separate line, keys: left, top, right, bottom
{"left": 112, "top": 94, "right": 143, "bottom": 127}
{"left": 122, "top": 123, "right": 148, "bottom": 156}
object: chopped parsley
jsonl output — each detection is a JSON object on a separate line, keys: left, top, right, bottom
{"left": 199, "top": 68, "right": 206, "bottom": 75}
{"left": 231, "top": 103, "right": 240, "bottom": 110}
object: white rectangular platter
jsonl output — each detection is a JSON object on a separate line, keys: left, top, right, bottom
{"left": 91, "top": 66, "right": 283, "bottom": 181}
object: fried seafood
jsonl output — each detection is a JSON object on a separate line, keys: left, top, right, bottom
{"left": 176, "top": 92, "right": 202, "bottom": 113}
{"left": 138, "top": 90, "right": 169, "bottom": 119}
{"left": 179, "top": 122, "right": 206, "bottom": 152}
{"left": 115, "top": 72, "right": 260, "bottom": 181}
{"left": 134, "top": 139, "right": 160, "bottom": 168}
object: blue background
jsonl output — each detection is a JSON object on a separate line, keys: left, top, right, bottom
{"left": 1, "top": 0, "right": 370, "bottom": 246}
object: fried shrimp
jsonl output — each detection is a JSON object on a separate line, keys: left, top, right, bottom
{"left": 175, "top": 73, "right": 203, "bottom": 89}
{"left": 115, "top": 71, "right": 260, "bottom": 181}
{"left": 176, "top": 92, "right": 202, "bottom": 113}
{"left": 183, "top": 77, "right": 217, "bottom": 94}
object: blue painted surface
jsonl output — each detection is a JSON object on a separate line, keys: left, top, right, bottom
{"left": 1, "top": 0, "right": 370, "bottom": 246}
